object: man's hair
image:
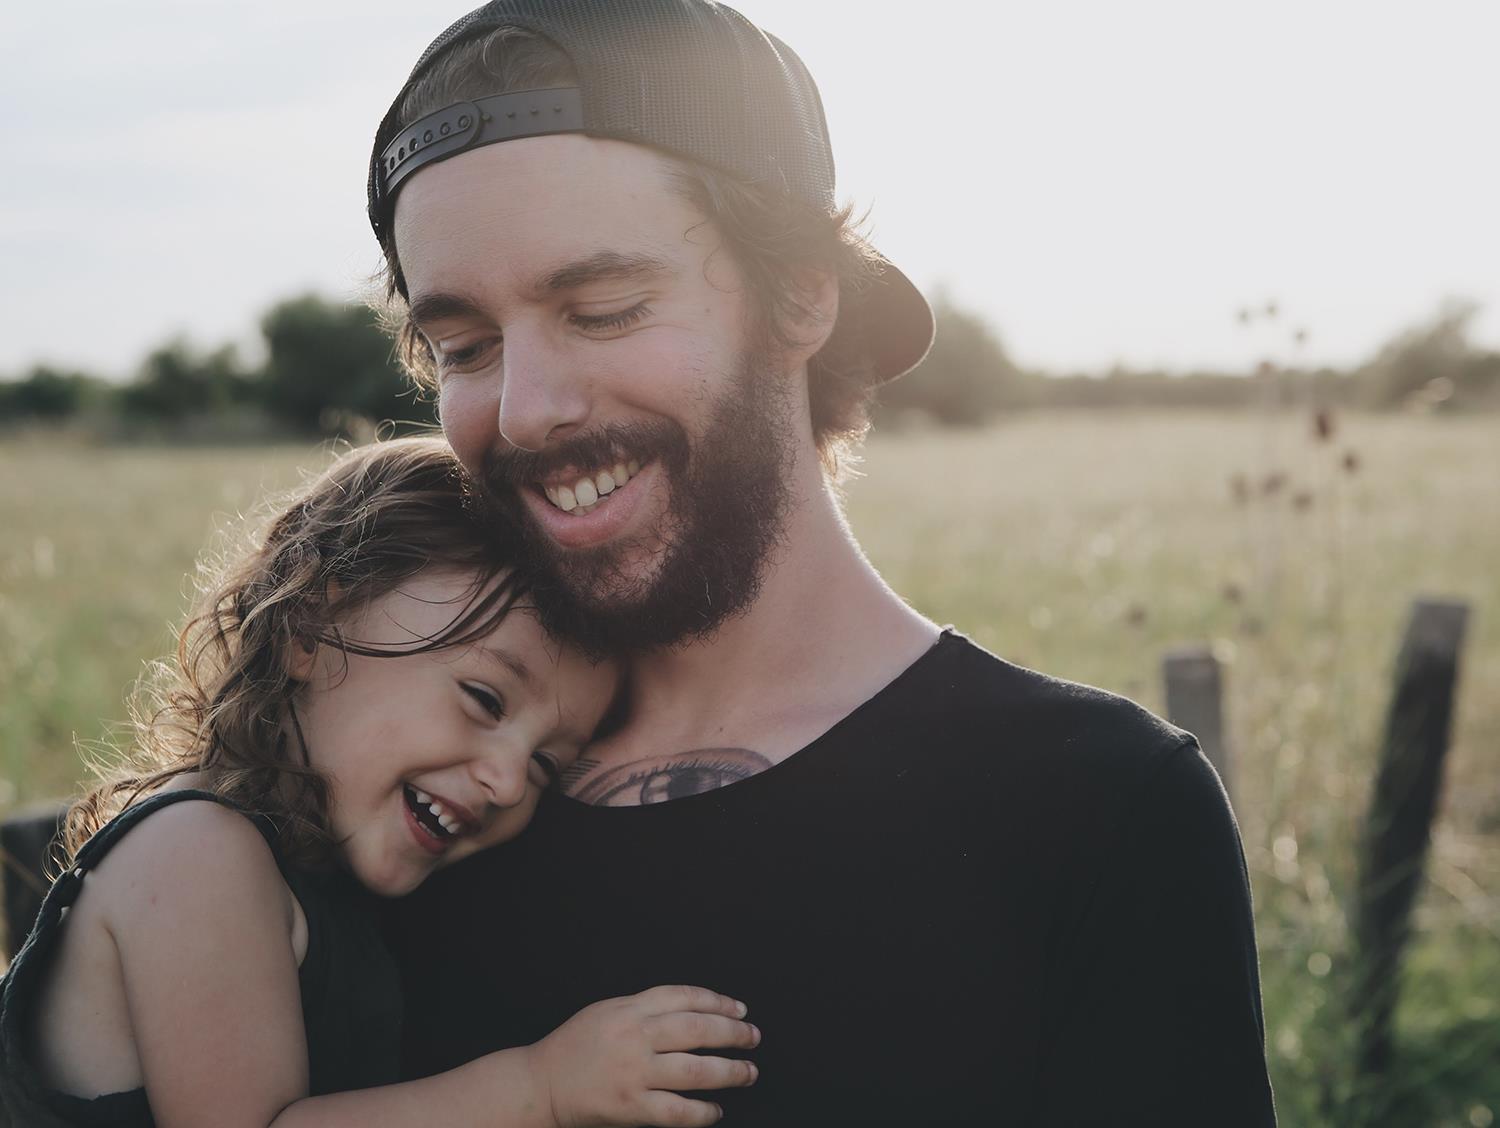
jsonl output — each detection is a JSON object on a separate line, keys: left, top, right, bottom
{"left": 65, "top": 436, "right": 531, "bottom": 870}
{"left": 374, "top": 26, "right": 886, "bottom": 477}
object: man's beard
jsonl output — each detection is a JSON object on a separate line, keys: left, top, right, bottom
{"left": 478, "top": 345, "right": 796, "bottom": 656}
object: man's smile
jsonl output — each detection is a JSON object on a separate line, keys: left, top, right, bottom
{"left": 521, "top": 458, "right": 664, "bottom": 550}
{"left": 540, "top": 457, "right": 643, "bottom": 515}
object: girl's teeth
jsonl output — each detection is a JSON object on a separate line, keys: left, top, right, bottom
{"left": 414, "top": 788, "right": 431, "bottom": 805}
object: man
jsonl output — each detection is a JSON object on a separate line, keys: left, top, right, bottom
{"left": 372, "top": 3, "right": 1278, "bottom": 1124}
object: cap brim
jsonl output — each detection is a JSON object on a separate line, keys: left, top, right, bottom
{"left": 861, "top": 252, "right": 934, "bottom": 384}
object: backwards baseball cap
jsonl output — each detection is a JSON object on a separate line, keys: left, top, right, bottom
{"left": 368, "top": 0, "right": 934, "bottom": 384}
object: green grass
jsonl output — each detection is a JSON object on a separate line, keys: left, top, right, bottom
{"left": 2, "top": 410, "right": 1497, "bottom": 1125}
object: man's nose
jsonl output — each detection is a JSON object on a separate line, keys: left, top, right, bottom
{"left": 470, "top": 747, "right": 531, "bottom": 810}
{"left": 496, "top": 330, "right": 590, "bottom": 453}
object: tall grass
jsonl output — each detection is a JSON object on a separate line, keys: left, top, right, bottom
{"left": 2, "top": 411, "right": 1496, "bottom": 1125}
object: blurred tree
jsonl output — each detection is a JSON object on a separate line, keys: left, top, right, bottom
{"left": 119, "top": 339, "right": 249, "bottom": 420}
{"left": 257, "top": 295, "right": 430, "bottom": 433}
{"left": 0, "top": 366, "right": 105, "bottom": 421}
{"left": 874, "top": 290, "right": 1025, "bottom": 425}
{"left": 1357, "top": 299, "right": 1486, "bottom": 409}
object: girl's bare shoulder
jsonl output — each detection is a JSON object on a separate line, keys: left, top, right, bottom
{"left": 84, "top": 797, "right": 299, "bottom": 947}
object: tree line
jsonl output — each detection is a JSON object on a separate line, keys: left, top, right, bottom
{"left": 3, "top": 293, "right": 1497, "bottom": 439}
{"left": 1, "top": 296, "right": 424, "bottom": 440}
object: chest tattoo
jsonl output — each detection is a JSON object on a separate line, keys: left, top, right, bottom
{"left": 562, "top": 747, "right": 774, "bottom": 807}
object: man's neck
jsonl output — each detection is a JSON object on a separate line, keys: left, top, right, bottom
{"left": 565, "top": 448, "right": 937, "bottom": 804}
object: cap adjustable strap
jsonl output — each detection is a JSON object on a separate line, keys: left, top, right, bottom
{"left": 377, "top": 86, "right": 584, "bottom": 207}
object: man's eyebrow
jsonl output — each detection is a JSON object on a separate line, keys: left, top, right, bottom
{"left": 478, "top": 644, "right": 535, "bottom": 689}
{"left": 535, "top": 250, "right": 671, "bottom": 294}
{"left": 408, "top": 291, "right": 489, "bottom": 328}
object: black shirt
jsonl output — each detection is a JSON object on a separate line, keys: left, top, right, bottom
{"left": 387, "top": 631, "right": 1277, "bottom": 1126}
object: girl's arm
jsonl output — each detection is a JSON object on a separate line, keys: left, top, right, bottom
{"left": 271, "top": 986, "right": 760, "bottom": 1128}
{"left": 97, "top": 802, "right": 757, "bottom": 1128}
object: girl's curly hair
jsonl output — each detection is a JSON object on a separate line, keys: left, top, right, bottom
{"left": 64, "top": 435, "right": 530, "bottom": 870}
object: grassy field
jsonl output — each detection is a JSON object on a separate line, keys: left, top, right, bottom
{"left": 2, "top": 411, "right": 1497, "bottom": 1125}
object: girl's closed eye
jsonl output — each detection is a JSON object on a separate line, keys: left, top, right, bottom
{"left": 461, "top": 682, "right": 506, "bottom": 721}
{"left": 531, "top": 750, "right": 562, "bottom": 788}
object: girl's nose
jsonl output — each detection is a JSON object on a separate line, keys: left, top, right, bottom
{"left": 469, "top": 749, "right": 531, "bottom": 810}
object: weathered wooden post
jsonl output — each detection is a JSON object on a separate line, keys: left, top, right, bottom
{"left": 0, "top": 801, "right": 69, "bottom": 958}
{"left": 1163, "top": 645, "right": 1231, "bottom": 805}
{"left": 1351, "top": 598, "right": 1471, "bottom": 1084}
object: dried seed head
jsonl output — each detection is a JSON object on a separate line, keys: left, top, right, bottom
{"left": 1313, "top": 408, "right": 1335, "bottom": 442}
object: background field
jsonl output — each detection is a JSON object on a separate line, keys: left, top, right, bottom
{"left": 2, "top": 410, "right": 1496, "bottom": 1125}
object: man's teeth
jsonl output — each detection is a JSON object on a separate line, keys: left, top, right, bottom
{"left": 543, "top": 460, "right": 642, "bottom": 513}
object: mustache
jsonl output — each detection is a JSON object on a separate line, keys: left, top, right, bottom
{"left": 479, "top": 420, "right": 689, "bottom": 493}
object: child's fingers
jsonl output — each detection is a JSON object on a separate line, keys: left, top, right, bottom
{"left": 651, "top": 1051, "right": 760, "bottom": 1093}
{"left": 646, "top": 1011, "right": 761, "bottom": 1052}
{"left": 637, "top": 1091, "right": 725, "bottom": 1127}
{"left": 634, "top": 984, "right": 749, "bottom": 1019}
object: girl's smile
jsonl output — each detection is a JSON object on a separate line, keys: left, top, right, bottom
{"left": 289, "top": 568, "right": 618, "bottom": 896}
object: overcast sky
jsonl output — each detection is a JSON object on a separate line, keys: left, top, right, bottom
{"left": 3, "top": 0, "right": 1497, "bottom": 379}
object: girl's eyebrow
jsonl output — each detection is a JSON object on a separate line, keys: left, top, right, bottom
{"left": 478, "top": 644, "right": 534, "bottom": 689}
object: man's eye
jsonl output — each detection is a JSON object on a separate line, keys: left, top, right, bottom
{"left": 571, "top": 302, "right": 652, "bottom": 333}
{"left": 436, "top": 337, "right": 500, "bottom": 373}
{"left": 462, "top": 683, "right": 505, "bottom": 720}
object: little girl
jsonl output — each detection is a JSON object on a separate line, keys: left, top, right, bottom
{"left": 0, "top": 437, "right": 759, "bottom": 1127}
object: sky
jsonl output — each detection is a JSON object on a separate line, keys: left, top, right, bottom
{"left": 3, "top": 0, "right": 1497, "bottom": 380}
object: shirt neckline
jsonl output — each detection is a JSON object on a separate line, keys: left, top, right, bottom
{"left": 541, "top": 627, "right": 963, "bottom": 819}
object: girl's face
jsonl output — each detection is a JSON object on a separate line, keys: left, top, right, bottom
{"left": 291, "top": 569, "right": 618, "bottom": 897}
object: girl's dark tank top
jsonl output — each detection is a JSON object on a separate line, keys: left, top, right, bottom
{"left": 0, "top": 789, "right": 402, "bottom": 1126}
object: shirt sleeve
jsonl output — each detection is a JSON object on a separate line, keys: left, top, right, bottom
{"left": 1036, "top": 739, "right": 1279, "bottom": 1127}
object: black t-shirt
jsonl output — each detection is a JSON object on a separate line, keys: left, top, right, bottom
{"left": 386, "top": 630, "right": 1277, "bottom": 1126}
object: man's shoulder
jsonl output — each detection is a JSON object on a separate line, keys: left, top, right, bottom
{"left": 905, "top": 629, "right": 1189, "bottom": 749}
{"left": 885, "top": 628, "right": 1197, "bottom": 790}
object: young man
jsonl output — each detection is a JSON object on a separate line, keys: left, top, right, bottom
{"left": 372, "top": 3, "right": 1278, "bottom": 1124}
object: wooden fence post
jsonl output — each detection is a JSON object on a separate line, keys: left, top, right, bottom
{"left": 0, "top": 801, "right": 69, "bottom": 959}
{"left": 1351, "top": 597, "right": 1471, "bottom": 1083}
{"left": 1163, "top": 645, "right": 1231, "bottom": 805}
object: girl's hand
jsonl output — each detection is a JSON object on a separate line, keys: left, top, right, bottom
{"left": 529, "top": 985, "right": 761, "bottom": 1127}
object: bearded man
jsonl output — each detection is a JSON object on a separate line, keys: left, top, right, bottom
{"left": 372, "top": 4, "right": 1278, "bottom": 1124}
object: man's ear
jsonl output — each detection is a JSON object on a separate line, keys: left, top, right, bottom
{"left": 784, "top": 266, "right": 840, "bottom": 365}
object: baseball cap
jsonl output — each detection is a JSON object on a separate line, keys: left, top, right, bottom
{"left": 368, "top": 0, "right": 934, "bottom": 385}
